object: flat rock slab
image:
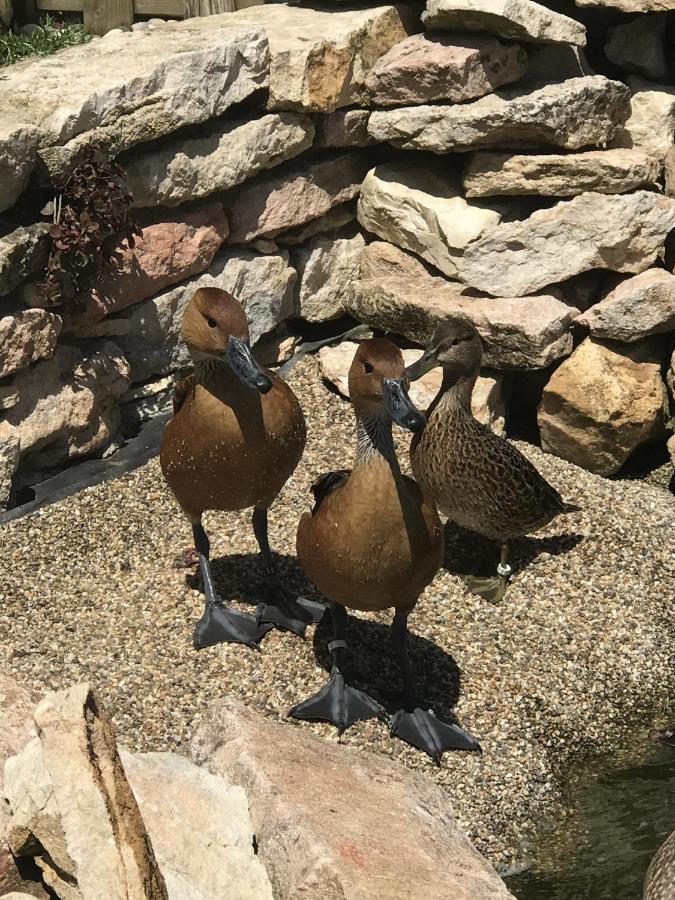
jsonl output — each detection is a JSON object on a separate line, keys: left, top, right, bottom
{"left": 351, "top": 241, "right": 576, "bottom": 368}
{"left": 577, "top": 268, "right": 675, "bottom": 342}
{"left": 458, "top": 191, "right": 675, "bottom": 297}
{"left": 538, "top": 337, "right": 668, "bottom": 475}
{"left": 364, "top": 32, "right": 528, "bottom": 107}
{"left": 368, "top": 76, "right": 629, "bottom": 153}
{"left": 0, "top": 223, "right": 50, "bottom": 298}
{"left": 422, "top": 0, "right": 586, "bottom": 46}
{"left": 126, "top": 113, "right": 314, "bottom": 208}
{"left": 0, "top": 19, "right": 269, "bottom": 189}
{"left": 190, "top": 696, "right": 514, "bottom": 900}
{"left": 576, "top": 0, "right": 672, "bottom": 10}
{"left": 357, "top": 161, "right": 500, "bottom": 278}
{"left": 463, "top": 148, "right": 661, "bottom": 197}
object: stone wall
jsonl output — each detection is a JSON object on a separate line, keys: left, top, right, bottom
{"left": 1, "top": 0, "right": 674, "bottom": 509}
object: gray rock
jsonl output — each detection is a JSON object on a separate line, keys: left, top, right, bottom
{"left": 313, "top": 109, "right": 374, "bottom": 148}
{"left": 576, "top": 0, "right": 672, "bottom": 11}
{"left": 352, "top": 241, "right": 576, "bottom": 369}
{"left": 538, "top": 337, "right": 668, "bottom": 476}
{"left": 458, "top": 191, "right": 675, "bottom": 297}
{"left": 364, "top": 32, "right": 528, "bottom": 107}
{"left": 577, "top": 269, "right": 675, "bottom": 342}
{"left": 275, "top": 202, "right": 357, "bottom": 246}
{"left": 422, "top": 0, "right": 587, "bottom": 46}
{"left": 0, "top": 223, "right": 50, "bottom": 298}
{"left": 0, "top": 126, "right": 40, "bottom": 214}
{"left": 190, "top": 695, "right": 515, "bottom": 900}
{"left": 293, "top": 231, "right": 365, "bottom": 321}
{"left": 463, "top": 148, "right": 661, "bottom": 197}
{"left": 368, "top": 76, "right": 629, "bottom": 153}
{"left": 605, "top": 14, "right": 670, "bottom": 83}
{"left": 612, "top": 77, "right": 675, "bottom": 160}
{"left": 126, "top": 112, "right": 314, "bottom": 207}
{"left": 0, "top": 428, "right": 19, "bottom": 509}
{"left": 665, "top": 147, "right": 675, "bottom": 198}
{"left": 523, "top": 42, "right": 593, "bottom": 85}
{"left": 0, "top": 310, "right": 62, "bottom": 379}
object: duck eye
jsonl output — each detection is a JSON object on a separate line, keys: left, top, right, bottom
{"left": 363, "top": 361, "right": 374, "bottom": 374}
{"left": 451, "top": 338, "right": 461, "bottom": 346}
{"left": 205, "top": 316, "right": 217, "bottom": 328}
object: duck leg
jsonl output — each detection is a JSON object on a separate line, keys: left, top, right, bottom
{"left": 389, "top": 611, "right": 481, "bottom": 763}
{"left": 461, "top": 541, "right": 511, "bottom": 604}
{"left": 192, "top": 522, "right": 272, "bottom": 650}
{"left": 288, "top": 603, "right": 385, "bottom": 733}
{"left": 252, "top": 506, "right": 325, "bottom": 636}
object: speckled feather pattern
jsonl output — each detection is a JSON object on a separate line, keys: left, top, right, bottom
{"left": 644, "top": 828, "right": 675, "bottom": 900}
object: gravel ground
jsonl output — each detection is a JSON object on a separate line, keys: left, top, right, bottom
{"left": 1, "top": 355, "right": 673, "bottom": 870}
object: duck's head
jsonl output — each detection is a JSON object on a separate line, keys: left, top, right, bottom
{"left": 406, "top": 315, "right": 483, "bottom": 383}
{"left": 348, "top": 338, "right": 426, "bottom": 433}
{"left": 181, "top": 287, "right": 272, "bottom": 394}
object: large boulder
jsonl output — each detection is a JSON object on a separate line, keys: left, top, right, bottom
{"left": 357, "top": 162, "right": 500, "bottom": 278}
{"left": 190, "top": 696, "right": 514, "bottom": 900}
{"left": 224, "top": 152, "right": 370, "bottom": 244}
{"left": 421, "top": 0, "right": 586, "bottom": 45}
{"left": 538, "top": 337, "right": 668, "bottom": 475}
{"left": 462, "top": 148, "right": 661, "bottom": 197}
{"left": 293, "top": 231, "right": 365, "bottom": 322}
{"left": 351, "top": 241, "right": 576, "bottom": 368}
{"left": 364, "top": 32, "right": 528, "bottom": 107}
{"left": 0, "top": 19, "right": 270, "bottom": 187}
{"left": 368, "top": 76, "right": 629, "bottom": 153}
{"left": 613, "top": 78, "right": 675, "bottom": 160}
{"left": 126, "top": 113, "right": 314, "bottom": 208}
{"left": 0, "top": 224, "right": 50, "bottom": 298}
{"left": 577, "top": 269, "right": 675, "bottom": 342}
{"left": 458, "top": 191, "right": 675, "bottom": 297}
{"left": 0, "top": 311, "right": 62, "bottom": 380}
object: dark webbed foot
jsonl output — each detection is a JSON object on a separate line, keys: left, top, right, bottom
{"left": 390, "top": 707, "right": 481, "bottom": 763}
{"left": 193, "top": 603, "right": 272, "bottom": 650}
{"left": 289, "top": 668, "right": 385, "bottom": 734}
{"left": 460, "top": 573, "right": 508, "bottom": 604}
{"left": 258, "top": 584, "right": 325, "bottom": 637}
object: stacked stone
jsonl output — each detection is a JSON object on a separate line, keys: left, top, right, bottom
{"left": 0, "top": 0, "right": 674, "bottom": 509}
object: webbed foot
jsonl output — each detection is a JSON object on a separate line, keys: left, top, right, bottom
{"left": 390, "top": 706, "right": 481, "bottom": 763}
{"left": 289, "top": 669, "right": 385, "bottom": 734}
{"left": 193, "top": 602, "right": 272, "bottom": 650}
{"left": 258, "top": 584, "right": 325, "bottom": 637}
{"left": 460, "top": 573, "right": 508, "bottom": 604}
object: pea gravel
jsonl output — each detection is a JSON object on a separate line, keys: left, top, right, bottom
{"left": 1, "top": 355, "right": 673, "bottom": 870}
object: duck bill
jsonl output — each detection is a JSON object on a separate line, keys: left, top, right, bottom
{"left": 383, "top": 378, "right": 426, "bottom": 433}
{"left": 223, "top": 336, "right": 272, "bottom": 394}
{"left": 406, "top": 349, "right": 439, "bottom": 383}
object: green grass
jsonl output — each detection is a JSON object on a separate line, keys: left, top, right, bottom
{"left": 0, "top": 16, "right": 92, "bottom": 68}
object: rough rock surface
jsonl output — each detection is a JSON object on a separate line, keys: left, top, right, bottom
{"left": 357, "top": 162, "right": 500, "bottom": 278}
{"left": 462, "top": 148, "right": 661, "bottom": 197}
{"left": 225, "top": 153, "right": 369, "bottom": 244}
{"left": 538, "top": 337, "right": 668, "bottom": 475}
{"left": 0, "top": 19, "right": 269, "bottom": 186}
{"left": 126, "top": 113, "right": 314, "bottom": 208}
{"left": 114, "top": 250, "right": 295, "bottom": 383}
{"left": 0, "top": 224, "right": 50, "bottom": 298}
{"left": 275, "top": 203, "right": 357, "bottom": 246}
{"left": 5, "top": 683, "right": 167, "bottom": 900}
{"left": 422, "top": 0, "right": 586, "bottom": 46}
{"left": 577, "top": 269, "right": 675, "bottom": 342}
{"left": 0, "top": 428, "right": 20, "bottom": 509}
{"left": 364, "top": 32, "right": 528, "bottom": 107}
{"left": 190, "top": 696, "right": 514, "bottom": 900}
{"left": 666, "top": 147, "right": 675, "bottom": 198}
{"left": 121, "top": 750, "right": 274, "bottom": 900}
{"left": 368, "top": 76, "right": 629, "bottom": 153}
{"left": 319, "top": 341, "right": 506, "bottom": 433}
{"left": 352, "top": 242, "right": 576, "bottom": 368}
{"left": 458, "top": 191, "right": 675, "bottom": 297}
{"left": 614, "top": 78, "right": 675, "bottom": 159}
{"left": 313, "top": 109, "right": 373, "bottom": 148}
{"left": 0, "top": 311, "right": 62, "bottom": 379}
{"left": 0, "top": 126, "right": 40, "bottom": 214}
{"left": 2, "top": 342, "right": 130, "bottom": 472}
{"left": 605, "top": 14, "right": 670, "bottom": 83}
{"left": 524, "top": 42, "right": 594, "bottom": 85}
{"left": 576, "top": 0, "right": 673, "bottom": 13}
{"left": 293, "top": 232, "right": 365, "bottom": 322}
{"left": 72, "top": 204, "right": 229, "bottom": 324}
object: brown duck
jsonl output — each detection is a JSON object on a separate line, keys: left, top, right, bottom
{"left": 407, "top": 315, "right": 580, "bottom": 603}
{"left": 160, "top": 287, "right": 323, "bottom": 650}
{"left": 290, "top": 338, "right": 480, "bottom": 761}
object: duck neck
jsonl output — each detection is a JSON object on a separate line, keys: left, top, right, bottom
{"left": 193, "top": 353, "right": 227, "bottom": 384}
{"left": 354, "top": 406, "right": 400, "bottom": 473}
{"left": 432, "top": 368, "right": 477, "bottom": 418}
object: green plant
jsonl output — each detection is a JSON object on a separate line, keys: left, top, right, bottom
{"left": 0, "top": 15, "right": 91, "bottom": 67}
{"left": 42, "top": 149, "right": 142, "bottom": 310}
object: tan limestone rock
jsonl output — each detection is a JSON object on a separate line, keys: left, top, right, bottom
{"left": 577, "top": 269, "right": 675, "bottom": 342}
{"left": 0, "top": 224, "right": 50, "bottom": 298}
{"left": 0, "top": 310, "right": 62, "bottom": 379}
{"left": 422, "top": 0, "right": 586, "bottom": 45}
{"left": 613, "top": 78, "right": 675, "bottom": 159}
{"left": 293, "top": 232, "right": 365, "bottom": 322}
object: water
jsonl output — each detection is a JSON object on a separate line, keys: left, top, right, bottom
{"left": 506, "top": 741, "right": 675, "bottom": 900}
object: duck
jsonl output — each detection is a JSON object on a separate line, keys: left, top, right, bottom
{"left": 407, "top": 315, "right": 580, "bottom": 604}
{"left": 644, "top": 828, "right": 675, "bottom": 900}
{"left": 160, "top": 287, "right": 323, "bottom": 650}
{"left": 289, "top": 337, "right": 480, "bottom": 761}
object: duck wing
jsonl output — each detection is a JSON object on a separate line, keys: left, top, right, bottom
{"left": 172, "top": 373, "right": 196, "bottom": 415}
{"left": 310, "top": 470, "right": 350, "bottom": 514}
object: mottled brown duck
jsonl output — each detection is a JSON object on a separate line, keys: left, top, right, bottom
{"left": 407, "top": 315, "right": 580, "bottom": 603}
{"left": 160, "top": 287, "right": 323, "bottom": 650}
{"left": 644, "top": 827, "right": 675, "bottom": 900}
{"left": 290, "top": 338, "right": 480, "bottom": 761}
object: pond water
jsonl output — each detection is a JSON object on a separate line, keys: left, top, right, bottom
{"left": 506, "top": 739, "right": 675, "bottom": 900}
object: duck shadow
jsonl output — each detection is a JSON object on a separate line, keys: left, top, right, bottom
{"left": 186, "top": 549, "right": 308, "bottom": 609}
{"left": 442, "top": 521, "right": 584, "bottom": 579}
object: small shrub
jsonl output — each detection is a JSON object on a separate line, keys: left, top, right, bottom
{"left": 41, "top": 149, "right": 142, "bottom": 310}
{"left": 0, "top": 15, "right": 91, "bottom": 67}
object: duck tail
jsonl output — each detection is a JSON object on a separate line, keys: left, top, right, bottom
{"left": 562, "top": 501, "right": 582, "bottom": 514}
